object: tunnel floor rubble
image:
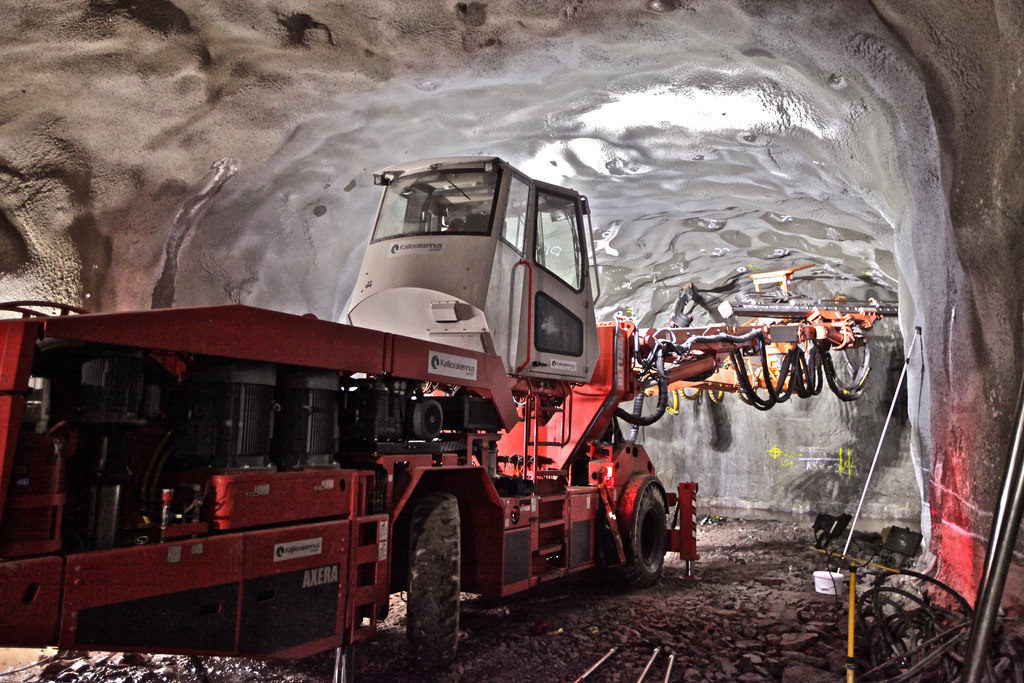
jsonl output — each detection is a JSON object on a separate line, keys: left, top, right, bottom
{"left": 7, "top": 517, "right": 1018, "bottom": 682}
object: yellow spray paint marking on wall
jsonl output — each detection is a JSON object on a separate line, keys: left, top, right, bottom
{"left": 766, "top": 445, "right": 857, "bottom": 477}
{"left": 838, "top": 448, "right": 856, "bottom": 478}
{"left": 766, "top": 445, "right": 798, "bottom": 468}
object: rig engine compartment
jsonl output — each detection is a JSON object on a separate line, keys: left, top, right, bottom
{"left": 1, "top": 333, "right": 506, "bottom": 560}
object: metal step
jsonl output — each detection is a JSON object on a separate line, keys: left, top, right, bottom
{"left": 536, "top": 543, "right": 563, "bottom": 556}
{"left": 535, "top": 568, "right": 566, "bottom": 583}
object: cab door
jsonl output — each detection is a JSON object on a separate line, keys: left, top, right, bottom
{"left": 524, "top": 184, "right": 598, "bottom": 382}
{"left": 492, "top": 171, "right": 533, "bottom": 374}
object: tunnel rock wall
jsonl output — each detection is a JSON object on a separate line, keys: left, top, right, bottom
{"left": 869, "top": 0, "right": 1024, "bottom": 606}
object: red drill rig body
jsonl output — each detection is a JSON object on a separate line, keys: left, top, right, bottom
{"left": 0, "top": 157, "right": 887, "bottom": 664}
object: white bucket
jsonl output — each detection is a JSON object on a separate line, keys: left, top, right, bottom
{"left": 813, "top": 570, "right": 844, "bottom": 595}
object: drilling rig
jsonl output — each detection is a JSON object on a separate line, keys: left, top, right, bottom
{"left": 0, "top": 156, "right": 887, "bottom": 670}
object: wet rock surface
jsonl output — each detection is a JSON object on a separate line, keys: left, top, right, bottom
{"left": 5, "top": 519, "right": 867, "bottom": 682}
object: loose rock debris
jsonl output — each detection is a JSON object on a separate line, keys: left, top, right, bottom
{"left": 5, "top": 518, "right": 1010, "bottom": 682}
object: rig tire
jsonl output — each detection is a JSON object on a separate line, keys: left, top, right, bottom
{"left": 406, "top": 491, "right": 461, "bottom": 664}
{"left": 615, "top": 476, "right": 667, "bottom": 587}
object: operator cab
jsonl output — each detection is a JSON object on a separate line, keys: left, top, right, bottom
{"left": 346, "top": 156, "right": 600, "bottom": 383}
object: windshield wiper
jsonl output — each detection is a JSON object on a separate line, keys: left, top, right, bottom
{"left": 428, "top": 164, "right": 472, "bottom": 202}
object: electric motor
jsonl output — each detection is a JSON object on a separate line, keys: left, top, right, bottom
{"left": 76, "top": 350, "right": 147, "bottom": 425}
{"left": 271, "top": 368, "right": 339, "bottom": 469}
{"left": 174, "top": 362, "right": 277, "bottom": 471}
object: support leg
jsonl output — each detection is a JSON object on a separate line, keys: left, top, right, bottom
{"left": 332, "top": 644, "right": 354, "bottom": 683}
{"left": 677, "top": 482, "right": 698, "bottom": 579}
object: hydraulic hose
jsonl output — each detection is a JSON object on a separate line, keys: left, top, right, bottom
{"left": 731, "top": 341, "right": 797, "bottom": 410}
{"left": 675, "top": 328, "right": 763, "bottom": 355}
{"left": 730, "top": 348, "right": 775, "bottom": 411}
{"left": 820, "top": 342, "right": 871, "bottom": 401}
{"left": 732, "top": 340, "right": 830, "bottom": 410}
{"left": 791, "top": 344, "right": 824, "bottom": 398}
{"left": 617, "top": 347, "right": 669, "bottom": 438}
{"left": 625, "top": 393, "right": 645, "bottom": 443}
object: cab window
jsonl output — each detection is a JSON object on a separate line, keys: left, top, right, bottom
{"left": 501, "top": 176, "right": 530, "bottom": 253}
{"left": 535, "top": 292, "right": 583, "bottom": 357}
{"left": 534, "top": 191, "right": 583, "bottom": 290}
{"left": 372, "top": 169, "right": 500, "bottom": 241}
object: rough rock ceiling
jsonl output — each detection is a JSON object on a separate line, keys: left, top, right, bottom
{"left": 0, "top": 1, "right": 918, "bottom": 319}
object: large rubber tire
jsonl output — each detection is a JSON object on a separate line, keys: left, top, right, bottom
{"left": 406, "top": 491, "right": 461, "bottom": 664}
{"left": 617, "top": 480, "right": 667, "bottom": 587}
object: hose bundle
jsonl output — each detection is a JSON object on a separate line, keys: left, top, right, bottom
{"left": 616, "top": 345, "right": 669, "bottom": 443}
{"left": 730, "top": 342, "right": 823, "bottom": 411}
{"left": 731, "top": 338, "right": 869, "bottom": 410}
{"left": 855, "top": 570, "right": 1024, "bottom": 682}
{"left": 822, "top": 342, "right": 871, "bottom": 401}
{"left": 615, "top": 329, "right": 873, "bottom": 435}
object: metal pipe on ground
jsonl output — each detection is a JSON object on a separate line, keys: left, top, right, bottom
{"left": 963, "top": 370, "right": 1024, "bottom": 682}
{"left": 636, "top": 647, "right": 661, "bottom": 682}
{"left": 574, "top": 648, "right": 617, "bottom": 683}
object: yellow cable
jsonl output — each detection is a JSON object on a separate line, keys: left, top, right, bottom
{"left": 847, "top": 568, "right": 857, "bottom": 682}
{"left": 666, "top": 390, "right": 680, "bottom": 415}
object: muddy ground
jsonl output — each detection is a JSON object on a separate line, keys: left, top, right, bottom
{"left": 3, "top": 517, "right": 1018, "bottom": 682}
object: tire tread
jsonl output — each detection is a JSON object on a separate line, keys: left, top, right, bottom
{"left": 407, "top": 491, "right": 460, "bottom": 664}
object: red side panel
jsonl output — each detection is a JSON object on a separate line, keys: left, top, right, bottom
{"left": 0, "top": 320, "right": 39, "bottom": 531}
{"left": 0, "top": 434, "right": 69, "bottom": 558}
{"left": 60, "top": 522, "right": 355, "bottom": 657}
{"left": 0, "top": 555, "right": 63, "bottom": 646}
{"left": 177, "top": 469, "right": 352, "bottom": 531}
{"left": 61, "top": 534, "right": 244, "bottom": 653}
{"left": 238, "top": 521, "right": 350, "bottom": 657}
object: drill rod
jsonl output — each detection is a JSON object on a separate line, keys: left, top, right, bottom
{"left": 574, "top": 647, "right": 618, "bottom": 683}
{"left": 662, "top": 654, "right": 675, "bottom": 683}
{"left": 637, "top": 647, "right": 661, "bottom": 682}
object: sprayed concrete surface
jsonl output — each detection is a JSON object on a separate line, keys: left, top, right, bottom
{"left": 0, "top": 0, "right": 1021, "bottom": 614}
